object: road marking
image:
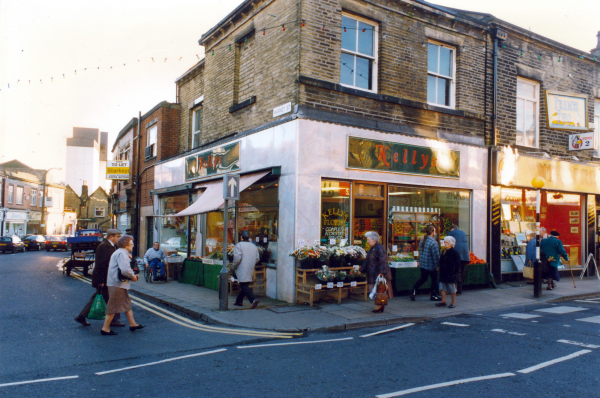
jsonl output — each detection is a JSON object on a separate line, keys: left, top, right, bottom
{"left": 360, "top": 323, "right": 415, "bottom": 338}
{"left": 376, "top": 373, "right": 515, "bottom": 398}
{"left": 96, "top": 349, "right": 226, "bottom": 375}
{"left": 575, "top": 300, "right": 600, "bottom": 304}
{"left": 557, "top": 339, "right": 600, "bottom": 349}
{"left": 491, "top": 329, "right": 526, "bottom": 336}
{"left": 237, "top": 337, "right": 353, "bottom": 349}
{"left": 0, "top": 375, "right": 79, "bottom": 388}
{"left": 517, "top": 350, "right": 592, "bottom": 374}
{"left": 441, "top": 322, "right": 469, "bottom": 327}
{"left": 500, "top": 313, "right": 540, "bottom": 319}
{"left": 576, "top": 315, "right": 600, "bottom": 325}
{"left": 535, "top": 306, "right": 589, "bottom": 314}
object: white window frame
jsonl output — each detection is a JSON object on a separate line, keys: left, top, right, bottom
{"left": 340, "top": 13, "right": 378, "bottom": 94}
{"left": 8, "top": 185, "right": 13, "bottom": 204}
{"left": 95, "top": 208, "right": 106, "bottom": 218}
{"left": 16, "top": 186, "right": 23, "bottom": 205}
{"left": 427, "top": 41, "right": 456, "bottom": 109}
{"left": 192, "top": 105, "right": 202, "bottom": 149}
{"left": 31, "top": 189, "right": 37, "bottom": 206}
{"left": 147, "top": 125, "right": 157, "bottom": 157}
{"left": 516, "top": 77, "right": 540, "bottom": 148}
{"left": 594, "top": 99, "right": 600, "bottom": 157}
{"left": 119, "top": 143, "right": 130, "bottom": 161}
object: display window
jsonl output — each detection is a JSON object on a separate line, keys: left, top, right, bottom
{"left": 320, "top": 180, "right": 351, "bottom": 245}
{"left": 159, "top": 194, "right": 190, "bottom": 259}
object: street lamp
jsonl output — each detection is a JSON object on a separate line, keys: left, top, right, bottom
{"left": 41, "top": 167, "right": 62, "bottom": 236}
{"left": 532, "top": 176, "right": 545, "bottom": 298}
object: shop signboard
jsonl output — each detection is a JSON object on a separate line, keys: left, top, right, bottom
{"left": 29, "top": 212, "right": 42, "bottom": 222}
{"left": 117, "top": 198, "right": 127, "bottom": 213}
{"left": 545, "top": 90, "right": 588, "bottom": 131}
{"left": 347, "top": 137, "right": 460, "bottom": 178}
{"left": 568, "top": 132, "right": 594, "bottom": 151}
{"left": 107, "top": 160, "right": 130, "bottom": 180}
{"left": 185, "top": 142, "right": 240, "bottom": 181}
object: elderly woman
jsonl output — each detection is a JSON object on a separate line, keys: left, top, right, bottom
{"left": 436, "top": 236, "right": 461, "bottom": 308}
{"left": 101, "top": 235, "right": 145, "bottom": 336}
{"left": 360, "top": 231, "right": 392, "bottom": 313}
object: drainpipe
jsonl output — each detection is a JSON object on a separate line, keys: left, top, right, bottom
{"left": 134, "top": 111, "right": 142, "bottom": 257}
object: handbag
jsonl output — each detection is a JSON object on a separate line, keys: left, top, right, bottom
{"left": 87, "top": 293, "right": 106, "bottom": 320}
{"left": 523, "top": 265, "right": 534, "bottom": 279}
{"left": 373, "top": 274, "right": 389, "bottom": 306}
{"left": 117, "top": 255, "right": 140, "bottom": 282}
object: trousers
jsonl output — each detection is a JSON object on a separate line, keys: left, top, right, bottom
{"left": 235, "top": 282, "right": 257, "bottom": 305}
{"left": 457, "top": 261, "right": 469, "bottom": 293}
{"left": 412, "top": 268, "right": 439, "bottom": 297}
{"left": 149, "top": 259, "right": 166, "bottom": 277}
{"left": 79, "top": 285, "right": 121, "bottom": 321}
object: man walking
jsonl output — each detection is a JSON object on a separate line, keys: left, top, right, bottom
{"left": 410, "top": 225, "right": 441, "bottom": 301}
{"left": 447, "top": 224, "right": 470, "bottom": 294}
{"left": 232, "top": 230, "right": 261, "bottom": 309}
{"left": 75, "top": 229, "right": 124, "bottom": 327}
{"left": 144, "top": 242, "right": 167, "bottom": 281}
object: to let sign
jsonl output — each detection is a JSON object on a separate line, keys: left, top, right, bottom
{"left": 347, "top": 137, "right": 460, "bottom": 178}
{"left": 107, "top": 160, "right": 130, "bottom": 180}
{"left": 223, "top": 174, "right": 240, "bottom": 200}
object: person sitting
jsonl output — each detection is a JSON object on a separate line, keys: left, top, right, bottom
{"left": 144, "top": 242, "right": 167, "bottom": 281}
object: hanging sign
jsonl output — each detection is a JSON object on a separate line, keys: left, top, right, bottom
{"left": 347, "top": 137, "right": 460, "bottom": 178}
{"left": 185, "top": 142, "right": 240, "bottom": 181}
{"left": 545, "top": 90, "right": 588, "bottom": 131}
{"left": 568, "top": 132, "right": 594, "bottom": 151}
{"left": 107, "top": 160, "right": 130, "bottom": 180}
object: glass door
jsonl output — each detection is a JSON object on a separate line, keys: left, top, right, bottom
{"left": 352, "top": 182, "right": 386, "bottom": 250}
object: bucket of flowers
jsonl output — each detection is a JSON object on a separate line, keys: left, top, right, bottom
{"left": 334, "top": 270, "right": 348, "bottom": 283}
{"left": 347, "top": 268, "right": 366, "bottom": 282}
{"left": 315, "top": 265, "right": 335, "bottom": 283}
{"left": 328, "top": 246, "right": 347, "bottom": 268}
{"left": 290, "top": 245, "right": 319, "bottom": 269}
{"left": 344, "top": 245, "right": 367, "bottom": 263}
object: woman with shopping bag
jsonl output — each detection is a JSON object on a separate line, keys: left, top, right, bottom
{"left": 360, "top": 231, "right": 392, "bottom": 313}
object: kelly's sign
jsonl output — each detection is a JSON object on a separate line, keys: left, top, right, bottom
{"left": 347, "top": 137, "right": 460, "bottom": 178}
{"left": 185, "top": 142, "right": 240, "bottom": 181}
{"left": 546, "top": 90, "right": 588, "bottom": 131}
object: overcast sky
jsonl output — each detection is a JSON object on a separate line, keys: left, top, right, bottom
{"left": 0, "top": 0, "right": 598, "bottom": 183}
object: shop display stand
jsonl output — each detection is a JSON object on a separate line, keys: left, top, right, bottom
{"left": 228, "top": 265, "right": 267, "bottom": 297}
{"left": 295, "top": 267, "right": 368, "bottom": 307}
{"left": 389, "top": 211, "right": 440, "bottom": 257}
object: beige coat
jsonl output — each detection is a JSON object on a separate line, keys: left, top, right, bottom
{"left": 232, "top": 241, "right": 260, "bottom": 282}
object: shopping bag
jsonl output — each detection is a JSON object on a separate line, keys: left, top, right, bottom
{"left": 87, "top": 294, "right": 106, "bottom": 320}
{"left": 523, "top": 265, "right": 534, "bottom": 280}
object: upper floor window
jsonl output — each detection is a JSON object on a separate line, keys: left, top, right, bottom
{"left": 31, "top": 190, "right": 37, "bottom": 206}
{"left": 427, "top": 42, "right": 455, "bottom": 108}
{"left": 516, "top": 78, "right": 539, "bottom": 148}
{"left": 594, "top": 100, "right": 600, "bottom": 157}
{"left": 95, "top": 208, "right": 106, "bottom": 218}
{"left": 118, "top": 143, "right": 130, "bottom": 161}
{"left": 147, "top": 125, "right": 157, "bottom": 158}
{"left": 16, "top": 187, "right": 23, "bottom": 205}
{"left": 340, "top": 14, "right": 378, "bottom": 92}
{"left": 7, "top": 185, "right": 13, "bottom": 204}
{"left": 192, "top": 107, "right": 202, "bottom": 149}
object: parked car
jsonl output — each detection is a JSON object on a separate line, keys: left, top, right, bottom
{"left": 46, "top": 236, "right": 71, "bottom": 252}
{"left": 23, "top": 235, "right": 47, "bottom": 251}
{"left": 161, "top": 236, "right": 188, "bottom": 255}
{"left": 0, "top": 236, "right": 26, "bottom": 253}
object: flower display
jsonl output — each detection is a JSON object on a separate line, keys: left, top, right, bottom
{"left": 347, "top": 268, "right": 366, "bottom": 281}
{"left": 344, "top": 245, "right": 367, "bottom": 260}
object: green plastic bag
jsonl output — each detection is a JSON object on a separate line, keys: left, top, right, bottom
{"left": 88, "top": 294, "right": 106, "bottom": 320}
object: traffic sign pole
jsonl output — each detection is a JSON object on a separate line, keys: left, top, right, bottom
{"left": 219, "top": 174, "right": 240, "bottom": 311}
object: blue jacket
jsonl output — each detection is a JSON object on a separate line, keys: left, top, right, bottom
{"left": 525, "top": 239, "right": 536, "bottom": 266}
{"left": 447, "top": 228, "right": 469, "bottom": 262}
{"left": 418, "top": 236, "right": 440, "bottom": 271}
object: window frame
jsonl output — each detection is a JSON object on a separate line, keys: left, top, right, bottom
{"left": 31, "top": 189, "right": 37, "bottom": 206}
{"left": 95, "top": 208, "right": 106, "bottom": 218}
{"left": 8, "top": 185, "right": 13, "bottom": 204}
{"left": 516, "top": 77, "right": 540, "bottom": 149}
{"left": 340, "top": 13, "right": 379, "bottom": 94}
{"left": 147, "top": 125, "right": 157, "bottom": 157}
{"left": 15, "top": 186, "right": 23, "bottom": 205}
{"left": 594, "top": 99, "right": 600, "bottom": 157}
{"left": 426, "top": 40, "right": 456, "bottom": 109}
{"left": 191, "top": 105, "right": 202, "bottom": 149}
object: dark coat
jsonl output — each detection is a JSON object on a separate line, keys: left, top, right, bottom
{"left": 360, "top": 243, "right": 389, "bottom": 285}
{"left": 91, "top": 239, "right": 117, "bottom": 288}
{"left": 439, "top": 247, "right": 461, "bottom": 284}
{"left": 447, "top": 228, "right": 469, "bottom": 262}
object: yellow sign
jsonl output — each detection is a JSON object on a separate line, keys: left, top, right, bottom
{"left": 545, "top": 90, "right": 588, "bottom": 131}
{"left": 107, "top": 160, "right": 130, "bottom": 180}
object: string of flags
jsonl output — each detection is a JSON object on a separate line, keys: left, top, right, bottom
{"left": 3, "top": 17, "right": 597, "bottom": 91}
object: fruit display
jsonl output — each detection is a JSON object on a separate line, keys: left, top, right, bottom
{"left": 469, "top": 252, "right": 486, "bottom": 264}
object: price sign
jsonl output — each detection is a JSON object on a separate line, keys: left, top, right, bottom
{"left": 336, "top": 282, "right": 344, "bottom": 288}
{"left": 350, "top": 281, "right": 357, "bottom": 287}
{"left": 330, "top": 238, "right": 336, "bottom": 245}
{"left": 340, "top": 239, "right": 347, "bottom": 246}
{"left": 315, "top": 284, "right": 322, "bottom": 290}
{"left": 314, "top": 240, "right": 320, "bottom": 245}
{"left": 298, "top": 239, "right": 305, "bottom": 246}
{"left": 256, "top": 237, "right": 260, "bottom": 242}
{"left": 230, "top": 276, "right": 236, "bottom": 282}
{"left": 353, "top": 265, "right": 360, "bottom": 270}
{"left": 263, "top": 237, "right": 268, "bottom": 243}
{"left": 414, "top": 251, "right": 419, "bottom": 257}
{"left": 327, "top": 282, "right": 334, "bottom": 289}
{"left": 392, "top": 245, "right": 398, "bottom": 252}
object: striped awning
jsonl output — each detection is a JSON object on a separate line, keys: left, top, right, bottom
{"left": 175, "top": 171, "right": 269, "bottom": 216}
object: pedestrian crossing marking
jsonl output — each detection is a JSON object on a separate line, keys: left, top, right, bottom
{"left": 535, "top": 306, "right": 589, "bottom": 314}
{"left": 558, "top": 339, "right": 600, "bottom": 349}
{"left": 575, "top": 315, "right": 600, "bottom": 325}
{"left": 491, "top": 329, "right": 527, "bottom": 336}
{"left": 500, "top": 313, "right": 540, "bottom": 319}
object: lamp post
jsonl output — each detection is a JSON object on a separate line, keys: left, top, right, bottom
{"left": 41, "top": 167, "right": 62, "bottom": 236}
{"left": 532, "top": 176, "right": 545, "bottom": 298}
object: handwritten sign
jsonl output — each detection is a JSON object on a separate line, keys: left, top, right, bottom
{"left": 327, "top": 282, "right": 334, "bottom": 289}
{"left": 337, "top": 282, "right": 344, "bottom": 288}
{"left": 351, "top": 281, "right": 357, "bottom": 287}
{"left": 315, "top": 284, "right": 322, "bottom": 290}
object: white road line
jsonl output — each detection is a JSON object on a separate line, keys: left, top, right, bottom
{"left": 491, "top": 329, "right": 526, "bottom": 336}
{"left": 237, "top": 337, "right": 353, "bottom": 349}
{"left": 96, "top": 349, "right": 226, "bottom": 375}
{"left": 557, "top": 339, "right": 600, "bottom": 349}
{"left": 441, "top": 322, "right": 469, "bottom": 327}
{"left": 376, "top": 373, "right": 515, "bottom": 398}
{"left": 360, "top": 323, "right": 415, "bottom": 338}
{"left": 517, "top": 350, "right": 592, "bottom": 374}
{"left": 0, "top": 375, "right": 79, "bottom": 388}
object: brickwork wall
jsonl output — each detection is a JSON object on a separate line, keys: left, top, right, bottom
{"left": 177, "top": 65, "right": 204, "bottom": 151}
{"left": 88, "top": 189, "right": 112, "bottom": 231}
{"left": 3, "top": 178, "right": 44, "bottom": 211}
{"left": 237, "top": 33, "right": 256, "bottom": 103}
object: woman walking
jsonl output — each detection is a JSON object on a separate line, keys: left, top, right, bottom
{"left": 436, "top": 236, "right": 461, "bottom": 308}
{"left": 360, "top": 231, "right": 392, "bottom": 313}
{"left": 101, "top": 235, "right": 145, "bottom": 336}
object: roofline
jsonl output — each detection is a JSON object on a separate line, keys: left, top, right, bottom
{"left": 140, "top": 101, "right": 179, "bottom": 123}
{"left": 199, "top": 0, "right": 254, "bottom": 45}
{"left": 111, "top": 118, "right": 138, "bottom": 152}
{"left": 175, "top": 59, "right": 205, "bottom": 83}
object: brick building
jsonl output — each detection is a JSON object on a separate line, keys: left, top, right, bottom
{"left": 111, "top": 118, "right": 137, "bottom": 236}
{"left": 64, "top": 183, "right": 112, "bottom": 233}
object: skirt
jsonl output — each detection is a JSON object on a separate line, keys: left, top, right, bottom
{"left": 106, "top": 286, "right": 132, "bottom": 314}
{"left": 439, "top": 282, "right": 457, "bottom": 294}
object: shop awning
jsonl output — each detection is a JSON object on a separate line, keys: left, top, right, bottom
{"left": 175, "top": 171, "right": 269, "bottom": 216}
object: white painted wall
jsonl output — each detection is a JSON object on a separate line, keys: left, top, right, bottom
{"left": 66, "top": 146, "right": 100, "bottom": 195}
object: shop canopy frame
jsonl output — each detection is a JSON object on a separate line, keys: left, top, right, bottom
{"left": 174, "top": 171, "right": 269, "bottom": 217}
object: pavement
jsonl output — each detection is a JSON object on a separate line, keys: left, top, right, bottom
{"left": 129, "top": 272, "right": 600, "bottom": 333}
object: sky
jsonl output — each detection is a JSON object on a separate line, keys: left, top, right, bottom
{"left": 0, "top": 0, "right": 598, "bottom": 184}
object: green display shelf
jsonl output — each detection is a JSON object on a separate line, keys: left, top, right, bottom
{"left": 203, "top": 263, "right": 221, "bottom": 291}
{"left": 179, "top": 260, "right": 204, "bottom": 286}
{"left": 393, "top": 263, "right": 490, "bottom": 292}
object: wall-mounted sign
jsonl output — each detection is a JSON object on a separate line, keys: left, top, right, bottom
{"left": 107, "top": 160, "right": 130, "bottom": 180}
{"left": 185, "top": 142, "right": 240, "bottom": 181}
{"left": 347, "top": 137, "right": 460, "bottom": 178}
{"left": 545, "top": 90, "right": 588, "bottom": 131}
{"left": 117, "top": 198, "right": 127, "bottom": 213}
{"left": 568, "top": 132, "right": 595, "bottom": 151}
{"left": 273, "top": 102, "right": 292, "bottom": 117}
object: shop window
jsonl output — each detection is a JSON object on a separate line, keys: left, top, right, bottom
{"left": 321, "top": 180, "right": 351, "bottom": 245}
{"left": 340, "top": 14, "right": 378, "bottom": 92}
{"left": 388, "top": 186, "right": 471, "bottom": 258}
{"left": 353, "top": 182, "right": 385, "bottom": 248}
{"left": 159, "top": 194, "right": 190, "bottom": 259}
{"left": 545, "top": 192, "right": 582, "bottom": 268}
{"left": 206, "top": 209, "right": 235, "bottom": 256}
{"left": 594, "top": 100, "right": 600, "bottom": 157}
{"left": 31, "top": 190, "right": 37, "bottom": 206}
{"left": 427, "top": 42, "right": 455, "bottom": 108}
{"left": 16, "top": 187, "right": 23, "bottom": 205}
{"left": 516, "top": 78, "right": 539, "bottom": 148}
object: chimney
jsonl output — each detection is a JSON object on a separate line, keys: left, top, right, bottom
{"left": 592, "top": 31, "right": 600, "bottom": 57}
{"left": 81, "top": 182, "right": 89, "bottom": 199}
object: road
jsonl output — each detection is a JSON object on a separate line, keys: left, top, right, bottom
{"left": 1, "top": 249, "right": 600, "bottom": 397}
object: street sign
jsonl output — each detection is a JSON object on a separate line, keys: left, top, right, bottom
{"left": 223, "top": 174, "right": 240, "bottom": 200}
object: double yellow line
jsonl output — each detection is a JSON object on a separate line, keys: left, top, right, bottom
{"left": 70, "top": 273, "right": 300, "bottom": 339}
